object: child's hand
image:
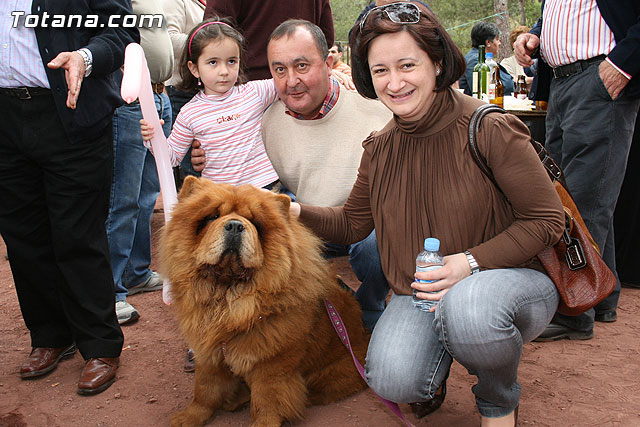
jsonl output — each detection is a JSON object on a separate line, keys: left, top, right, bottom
{"left": 139, "top": 119, "right": 164, "bottom": 142}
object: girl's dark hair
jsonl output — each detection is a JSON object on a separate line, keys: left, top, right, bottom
{"left": 177, "top": 17, "right": 247, "bottom": 92}
{"left": 349, "top": 2, "right": 466, "bottom": 100}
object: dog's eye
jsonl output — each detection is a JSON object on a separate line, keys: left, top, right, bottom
{"left": 195, "top": 212, "right": 219, "bottom": 235}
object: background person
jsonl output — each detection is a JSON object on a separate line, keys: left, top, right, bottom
{"left": 107, "top": 0, "right": 173, "bottom": 326}
{"left": 204, "top": 0, "right": 334, "bottom": 81}
{"left": 163, "top": 0, "right": 205, "bottom": 181}
{"left": 0, "top": 1, "right": 138, "bottom": 395}
{"left": 500, "top": 25, "right": 533, "bottom": 89}
{"left": 292, "top": 3, "right": 564, "bottom": 424}
{"left": 515, "top": 0, "right": 640, "bottom": 339}
{"left": 458, "top": 21, "right": 514, "bottom": 97}
{"left": 329, "top": 42, "right": 352, "bottom": 76}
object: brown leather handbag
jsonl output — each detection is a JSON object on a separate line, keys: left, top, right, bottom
{"left": 468, "top": 104, "right": 616, "bottom": 316}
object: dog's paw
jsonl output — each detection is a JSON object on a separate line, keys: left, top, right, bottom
{"left": 170, "top": 407, "right": 209, "bottom": 427}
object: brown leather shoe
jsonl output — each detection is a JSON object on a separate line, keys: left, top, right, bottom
{"left": 20, "top": 344, "right": 76, "bottom": 379}
{"left": 77, "top": 357, "right": 119, "bottom": 396}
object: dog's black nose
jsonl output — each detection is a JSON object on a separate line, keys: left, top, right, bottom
{"left": 224, "top": 219, "right": 245, "bottom": 235}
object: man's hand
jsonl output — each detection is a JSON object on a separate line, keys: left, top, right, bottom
{"left": 599, "top": 60, "right": 629, "bottom": 100}
{"left": 514, "top": 33, "right": 540, "bottom": 67}
{"left": 47, "top": 51, "right": 86, "bottom": 109}
{"left": 190, "top": 140, "right": 206, "bottom": 172}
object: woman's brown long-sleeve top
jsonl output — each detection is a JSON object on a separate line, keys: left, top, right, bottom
{"left": 299, "top": 88, "right": 564, "bottom": 295}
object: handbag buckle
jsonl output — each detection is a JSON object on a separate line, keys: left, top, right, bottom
{"left": 565, "top": 237, "right": 587, "bottom": 270}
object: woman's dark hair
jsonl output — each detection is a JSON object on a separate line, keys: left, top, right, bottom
{"left": 177, "top": 17, "right": 247, "bottom": 92}
{"left": 470, "top": 22, "right": 500, "bottom": 48}
{"left": 268, "top": 19, "right": 329, "bottom": 60}
{"left": 349, "top": 2, "right": 466, "bottom": 100}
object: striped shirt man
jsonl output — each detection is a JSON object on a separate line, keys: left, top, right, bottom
{"left": 540, "top": 0, "right": 630, "bottom": 79}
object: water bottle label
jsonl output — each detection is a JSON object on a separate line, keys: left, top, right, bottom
{"left": 416, "top": 265, "right": 441, "bottom": 283}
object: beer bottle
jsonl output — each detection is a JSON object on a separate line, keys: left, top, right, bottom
{"left": 486, "top": 53, "right": 504, "bottom": 108}
{"left": 472, "top": 45, "right": 490, "bottom": 101}
{"left": 517, "top": 75, "right": 528, "bottom": 100}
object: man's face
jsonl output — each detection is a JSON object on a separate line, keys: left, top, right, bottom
{"left": 328, "top": 45, "right": 342, "bottom": 65}
{"left": 267, "top": 28, "right": 333, "bottom": 119}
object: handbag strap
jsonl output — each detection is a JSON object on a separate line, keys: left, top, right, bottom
{"left": 324, "top": 299, "right": 413, "bottom": 427}
{"left": 468, "top": 103, "right": 568, "bottom": 189}
{"left": 467, "top": 104, "right": 592, "bottom": 269}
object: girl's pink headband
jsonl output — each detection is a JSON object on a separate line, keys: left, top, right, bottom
{"left": 188, "top": 21, "right": 234, "bottom": 57}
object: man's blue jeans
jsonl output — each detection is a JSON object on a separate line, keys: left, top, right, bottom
{"left": 365, "top": 268, "right": 558, "bottom": 417}
{"left": 349, "top": 230, "right": 389, "bottom": 330}
{"left": 325, "top": 230, "right": 390, "bottom": 331}
{"left": 106, "top": 93, "right": 172, "bottom": 302}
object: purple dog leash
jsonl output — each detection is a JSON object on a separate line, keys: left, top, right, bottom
{"left": 324, "top": 299, "right": 413, "bottom": 427}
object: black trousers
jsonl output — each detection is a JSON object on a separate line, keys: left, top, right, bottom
{"left": 0, "top": 91, "right": 123, "bottom": 359}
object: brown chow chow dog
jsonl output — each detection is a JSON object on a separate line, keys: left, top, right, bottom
{"left": 160, "top": 177, "right": 369, "bottom": 427}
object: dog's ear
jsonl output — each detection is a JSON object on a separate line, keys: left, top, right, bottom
{"left": 273, "top": 193, "right": 291, "bottom": 219}
{"left": 178, "top": 175, "right": 200, "bottom": 200}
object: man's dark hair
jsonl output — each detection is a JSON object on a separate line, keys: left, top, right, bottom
{"left": 470, "top": 22, "right": 500, "bottom": 48}
{"left": 349, "top": 1, "right": 466, "bottom": 99}
{"left": 268, "top": 19, "right": 329, "bottom": 60}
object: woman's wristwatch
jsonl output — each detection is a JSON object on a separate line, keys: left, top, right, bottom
{"left": 464, "top": 251, "right": 480, "bottom": 275}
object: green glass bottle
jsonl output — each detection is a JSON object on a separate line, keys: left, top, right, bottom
{"left": 472, "top": 45, "right": 490, "bottom": 101}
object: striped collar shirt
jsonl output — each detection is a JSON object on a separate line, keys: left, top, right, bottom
{"left": 0, "top": 1, "right": 50, "bottom": 88}
{"left": 540, "top": 0, "right": 617, "bottom": 70}
{"left": 285, "top": 76, "right": 340, "bottom": 120}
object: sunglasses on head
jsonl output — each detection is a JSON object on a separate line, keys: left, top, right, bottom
{"left": 359, "top": 2, "right": 421, "bottom": 33}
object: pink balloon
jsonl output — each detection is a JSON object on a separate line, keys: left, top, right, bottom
{"left": 121, "top": 43, "right": 177, "bottom": 305}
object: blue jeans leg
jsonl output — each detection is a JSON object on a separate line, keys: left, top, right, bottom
{"left": 545, "top": 64, "right": 640, "bottom": 330}
{"left": 106, "top": 93, "right": 171, "bottom": 301}
{"left": 349, "top": 230, "right": 390, "bottom": 331}
{"left": 436, "top": 268, "right": 558, "bottom": 417}
{"left": 365, "top": 293, "right": 452, "bottom": 403}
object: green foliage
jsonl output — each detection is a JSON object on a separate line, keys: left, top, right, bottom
{"left": 329, "top": 0, "right": 542, "bottom": 55}
{"left": 331, "top": 0, "right": 370, "bottom": 43}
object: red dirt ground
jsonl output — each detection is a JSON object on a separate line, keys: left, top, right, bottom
{"left": 2, "top": 210, "right": 640, "bottom": 427}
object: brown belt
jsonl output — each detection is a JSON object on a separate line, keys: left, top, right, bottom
{"left": 151, "top": 82, "right": 165, "bottom": 94}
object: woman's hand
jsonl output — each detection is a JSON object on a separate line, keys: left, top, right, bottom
{"left": 411, "top": 252, "right": 472, "bottom": 311}
{"left": 139, "top": 119, "right": 163, "bottom": 142}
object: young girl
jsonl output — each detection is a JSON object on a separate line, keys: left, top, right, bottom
{"left": 142, "top": 18, "right": 279, "bottom": 188}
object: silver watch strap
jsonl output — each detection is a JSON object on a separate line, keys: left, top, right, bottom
{"left": 464, "top": 250, "right": 480, "bottom": 274}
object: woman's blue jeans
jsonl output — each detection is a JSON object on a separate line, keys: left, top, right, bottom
{"left": 106, "top": 93, "right": 171, "bottom": 302}
{"left": 365, "top": 268, "right": 558, "bottom": 418}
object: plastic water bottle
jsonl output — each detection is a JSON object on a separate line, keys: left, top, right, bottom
{"left": 413, "top": 238, "right": 444, "bottom": 312}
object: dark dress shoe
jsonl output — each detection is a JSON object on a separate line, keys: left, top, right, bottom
{"left": 409, "top": 380, "right": 447, "bottom": 419}
{"left": 77, "top": 357, "right": 119, "bottom": 396}
{"left": 184, "top": 348, "right": 195, "bottom": 373}
{"left": 595, "top": 310, "right": 617, "bottom": 322}
{"left": 534, "top": 322, "right": 593, "bottom": 342}
{"left": 20, "top": 344, "right": 76, "bottom": 379}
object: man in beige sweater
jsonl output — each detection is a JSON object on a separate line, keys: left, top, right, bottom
{"left": 192, "top": 20, "right": 392, "bottom": 330}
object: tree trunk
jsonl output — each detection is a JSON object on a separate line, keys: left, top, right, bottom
{"left": 518, "top": 0, "right": 526, "bottom": 25}
{"left": 493, "top": 0, "right": 511, "bottom": 60}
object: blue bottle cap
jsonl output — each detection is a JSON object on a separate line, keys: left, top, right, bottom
{"left": 486, "top": 52, "right": 493, "bottom": 59}
{"left": 424, "top": 238, "right": 440, "bottom": 251}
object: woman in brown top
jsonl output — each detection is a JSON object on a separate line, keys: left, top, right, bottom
{"left": 291, "top": 2, "right": 564, "bottom": 425}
